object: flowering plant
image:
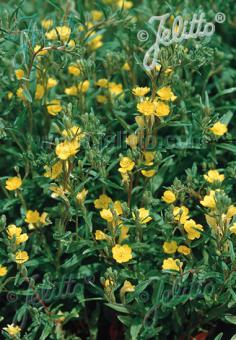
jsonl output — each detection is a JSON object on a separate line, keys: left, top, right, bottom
{"left": 0, "top": 0, "right": 236, "bottom": 339}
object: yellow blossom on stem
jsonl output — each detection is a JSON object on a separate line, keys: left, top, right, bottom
{"left": 3, "top": 324, "right": 21, "bottom": 336}
{"left": 47, "top": 78, "right": 58, "bottom": 88}
{"left": 35, "top": 84, "right": 45, "bottom": 100}
{"left": 25, "top": 210, "right": 40, "bottom": 224}
{"left": 157, "top": 86, "right": 176, "bottom": 101}
{"left": 0, "top": 266, "right": 8, "bottom": 277}
{"left": 209, "top": 122, "right": 227, "bottom": 136}
{"left": 200, "top": 191, "right": 216, "bottom": 209}
{"left": 126, "top": 134, "right": 138, "bottom": 149}
{"left": 118, "top": 157, "right": 135, "bottom": 173}
{"left": 132, "top": 86, "right": 150, "bottom": 97}
{"left": 137, "top": 100, "right": 155, "bottom": 116}
{"left": 41, "top": 19, "right": 53, "bottom": 30}
{"left": 173, "top": 206, "right": 189, "bottom": 224}
{"left": 95, "top": 230, "right": 108, "bottom": 240}
{"left": 15, "top": 69, "right": 24, "bottom": 80}
{"left": 44, "top": 161, "right": 63, "bottom": 180}
{"left": 177, "top": 245, "right": 191, "bottom": 255}
{"left": 162, "top": 258, "right": 182, "bottom": 271}
{"left": 46, "top": 26, "right": 71, "bottom": 42}
{"left": 15, "top": 251, "right": 29, "bottom": 264}
{"left": 5, "top": 177, "right": 22, "bottom": 191}
{"left": 55, "top": 140, "right": 80, "bottom": 160}
{"left": 162, "top": 190, "right": 176, "bottom": 204}
{"left": 76, "top": 189, "right": 88, "bottom": 204}
{"left": 68, "top": 65, "right": 81, "bottom": 76}
{"left": 230, "top": 223, "right": 236, "bottom": 234}
{"left": 154, "top": 101, "right": 170, "bottom": 117}
{"left": 47, "top": 99, "right": 62, "bottom": 116}
{"left": 100, "top": 209, "right": 113, "bottom": 222}
{"left": 204, "top": 170, "right": 224, "bottom": 183}
{"left": 112, "top": 244, "right": 132, "bottom": 263}
{"left": 184, "top": 219, "right": 204, "bottom": 240}
{"left": 141, "top": 169, "right": 156, "bottom": 177}
{"left": 163, "top": 241, "right": 178, "bottom": 254}
{"left": 133, "top": 208, "right": 152, "bottom": 224}
{"left": 94, "top": 194, "right": 112, "bottom": 209}
{"left": 120, "top": 280, "right": 135, "bottom": 299}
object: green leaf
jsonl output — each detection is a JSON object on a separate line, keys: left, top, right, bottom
{"left": 224, "top": 314, "right": 236, "bottom": 325}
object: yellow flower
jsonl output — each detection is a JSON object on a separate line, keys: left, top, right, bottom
{"left": 154, "top": 101, "right": 170, "bottom": 117}
{"left": 227, "top": 205, "right": 236, "bottom": 219}
{"left": 230, "top": 223, "right": 236, "bottom": 234}
{"left": 117, "top": 0, "right": 133, "bottom": 9}
{"left": 3, "top": 324, "right": 21, "bottom": 336}
{"left": 5, "top": 177, "right": 22, "bottom": 191}
{"left": 132, "top": 86, "right": 150, "bottom": 97}
{"left": 44, "top": 161, "right": 63, "bottom": 179}
{"left": 104, "top": 278, "right": 114, "bottom": 288}
{"left": 100, "top": 209, "right": 113, "bottom": 222}
{"left": 34, "top": 45, "right": 48, "bottom": 56}
{"left": 94, "top": 194, "right": 112, "bottom": 209}
{"left": 62, "top": 126, "right": 83, "bottom": 140}
{"left": 7, "top": 91, "right": 13, "bottom": 100}
{"left": 184, "top": 219, "right": 204, "bottom": 240}
{"left": 16, "top": 87, "right": 26, "bottom": 100}
{"left": 35, "top": 84, "right": 45, "bottom": 100}
{"left": 47, "top": 99, "right": 62, "bottom": 115}
{"left": 204, "top": 170, "right": 224, "bottom": 183}
{"left": 133, "top": 208, "right": 152, "bottom": 224}
{"left": 173, "top": 206, "right": 189, "bottom": 224}
{"left": 177, "top": 245, "right": 191, "bottom": 255}
{"left": 122, "top": 62, "right": 130, "bottom": 71}
{"left": 163, "top": 241, "right": 178, "bottom": 254}
{"left": 40, "top": 212, "right": 48, "bottom": 225}
{"left": 47, "top": 78, "right": 58, "bottom": 88}
{"left": 65, "top": 85, "right": 78, "bottom": 96}
{"left": 15, "top": 69, "right": 24, "bottom": 80}
{"left": 118, "top": 157, "right": 135, "bottom": 173}
{"left": 162, "top": 258, "right": 182, "bottom": 271}
{"left": 0, "top": 266, "right": 8, "bottom": 277}
{"left": 96, "top": 95, "right": 107, "bottom": 104}
{"left": 143, "top": 151, "right": 155, "bottom": 165}
{"left": 157, "top": 87, "right": 176, "bottom": 101}
{"left": 76, "top": 189, "right": 88, "bottom": 203}
{"left": 25, "top": 210, "right": 40, "bottom": 224}
{"left": 109, "top": 82, "right": 123, "bottom": 96}
{"left": 68, "top": 65, "right": 81, "bottom": 76}
{"left": 55, "top": 140, "right": 80, "bottom": 160}
{"left": 119, "top": 226, "right": 129, "bottom": 242}
{"left": 135, "top": 115, "right": 145, "bottom": 127}
{"left": 200, "top": 191, "right": 216, "bottom": 209}
{"left": 112, "top": 244, "right": 132, "bottom": 263}
{"left": 15, "top": 251, "right": 29, "bottom": 264}
{"left": 7, "top": 225, "right": 22, "bottom": 238}
{"left": 210, "top": 122, "right": 227, "bottom": 136}
{"left": 96, "top": 78, "right": 109, "bottom": 88}
{"left": 126, "top": 134, "right": 138, "bottom": 149}
{"left": 91, "top": 10, "right": 103, "bottom": 21}
{"left": 137, "top": 100, "right": 155, "bottom": 116}
{"left": 78, "top": 80, "right": 90, "bottom": 93}
{"left": 88, "top": 34, "right": 103, "bottom": 50}
{"left": 120, "top": 280, "right": 135, "bottom": 298}
{"left": 141, "top": 169, "right": 156, "bottom": 177}
{"left": 16, "top": 233, "right": 28, "bottom": 245}
{"left": 46, "top": 26, "right": 71, "bottom": 42}
{"left": 68, "top": 39, "right": 76, "bottom": 48}
{"left": 41, "top": 19, "right": 53, "bottom": 30}
{"left": 162, "top": 190, "right": 176, "bottom": 204}
{"left": 95, "top": 230, "right": 108, "bottom": 240}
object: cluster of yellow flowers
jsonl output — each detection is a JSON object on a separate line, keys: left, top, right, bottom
{"left": 94, "top": 193, "right": 152, "bottom": 263}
